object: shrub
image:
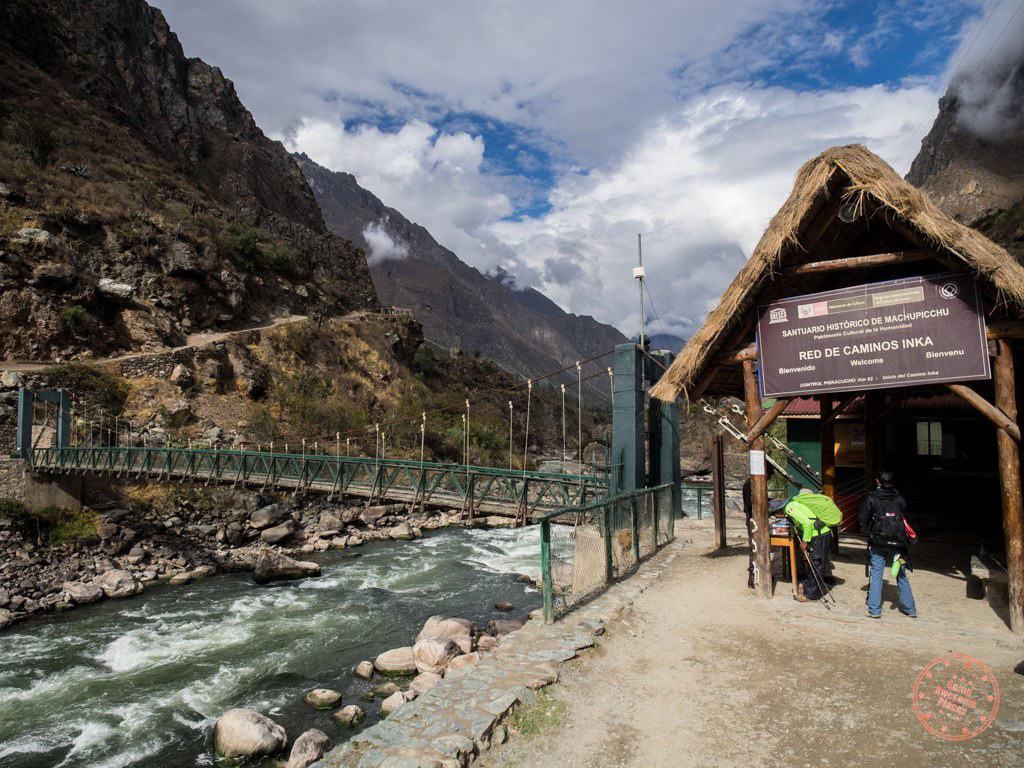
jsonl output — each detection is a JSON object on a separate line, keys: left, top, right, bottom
{"left": 32, "top": 505, "right": 100, "bottom": 544}
{"left": 220, "top": 225, "right": 262, "bottom": 272}
{"left": 59, "top": 304, "right": 88, "bottom": 335}
{"left": 266, "top": 242, "right": 303, "bottom": 277}
{"left": 0, "top": 497, "right": 27, "bottom": 523}
{"left": 42, "top": 363, "right": 130, "bottom": 415}
{"left": 14, "top": 116, "right": 63, "bottom": 167}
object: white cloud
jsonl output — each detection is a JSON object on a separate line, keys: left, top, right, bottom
{"left": 492, "top": 82, "right": 942, "bottom": 337}
{"left": 361, "top": 219, "right": 409, "bottom": 264}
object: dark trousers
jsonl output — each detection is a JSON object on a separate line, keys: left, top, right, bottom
{"left": 801, "top": 532, "right": 831, "bottom": 600}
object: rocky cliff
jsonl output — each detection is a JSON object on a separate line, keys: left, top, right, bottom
{"left": 907, "top": 50, "right": 1024, "bottom": 259}
{"left": 0, "top": 0, "right": 376, "bottom": 360}
{"left": 294, "top": 153, "right": 628, "bottom": 389}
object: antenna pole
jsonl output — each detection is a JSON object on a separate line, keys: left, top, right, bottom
{"left": 634, "top": 233, "right": 646, "bottom": 349}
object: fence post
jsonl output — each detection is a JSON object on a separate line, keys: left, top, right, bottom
{"left": 541, "top": 518, "right": 554, "bottom": 623}
{"left": 631, "top": 494, "right": 640, "bottom": 563}
{"left": 603, "top": 503, "right": 614, "bottom": 583}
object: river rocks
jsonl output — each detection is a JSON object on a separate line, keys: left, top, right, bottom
{"left": 260, "top": 521, "right": 294, "bottom": 544}
{"left": 370, "top": 681, "right": 400, "bottom": 699}
{"left": 380, "top": 690, "right": 414, "bottom": 717}
{"left": 374, "top": 646, "right": 417, "bottom": 676}
{"left": 0, "top": 609, "right": 12, "bottom": 629}
{"left": 409, "top": 671, "right": 442, "bottom": 695}
{"left": 413, "top": 638, "right": 460, "bottom": 675}
{"left": 252, "top": 550, "right": 320, "bottom": 584}
{"left": 212, "top": 708, "right": 287, "bottom": 760}
{"left": 388, "top": 522, "right": 415, "bottom": 540}
{"left": 62, "top": 580, "right": 103, "bottom": 605}
{"left": 250, "top": 504, "right": 282, "bottom": 529}
{"left": 490, "top": 617, "right": 526, "bottom": 636}
{"left": 95, "top": 569, "right": 143, "bottom": 599}
{"left": 477, "top": 635, "right": 498, "bottom": 652}
{"left": 417, "top": 616, "right": 474, "bottom": 654}
{"left": 304, "top": 688, "right": 342, "bottom": 709}
{"left": 318, "top": 511, "right": 343, "bottom": 536}
{"left": 354, "top": 660, "right": 374, "bottom": 680}
{"left": 446, "top": 651, "right": 481, "bottom": 674}
{"left": 332, "top": 704, "right": 365, "bottom": 727}
{"left": 286, "top": 728, "right": 331, "bottom": 768}
{"left": 494, "top": 601, "right": 514, "bottom": 612}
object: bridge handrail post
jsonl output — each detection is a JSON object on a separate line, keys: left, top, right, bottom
{"left": 541, "top": 518, "right": 554, "bottom": 623}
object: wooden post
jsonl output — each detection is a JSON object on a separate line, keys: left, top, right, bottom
{"left": 540, "top": 519, "right": 554, "bottom": 623}
{"left": 603, "top": 503, "right": 614, "bottom": 583}
{"left": 711, "top": 433, "right": 727, "bottom": 549}
{"left": 819, "top": 397, "right": 836, "bottom": 499}
{"left": 863, "top": 392, "right": 879, "bottom": 508}
{"left": 743, "top": 359, "right": 772, "bottom": 599}
{"left": 994, "top": 339, "right": 1024, "bottom": 635}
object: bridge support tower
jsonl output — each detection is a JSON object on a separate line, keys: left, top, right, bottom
{"left": 14, "top": 388, "right": 82, "bottom": 512}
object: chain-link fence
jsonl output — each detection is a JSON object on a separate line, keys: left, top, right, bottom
{"left": 536, "top": 483, "right": 676, "bottom": 621}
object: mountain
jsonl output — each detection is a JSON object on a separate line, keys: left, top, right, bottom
{"left": 294, "top": 153, "right": 628, "bottom": 390}
{"left": 0, "top": 0, "right": 375, "bottom": 360}
{"left": 907, "top": 53, "right": 1024, "bottom": 260}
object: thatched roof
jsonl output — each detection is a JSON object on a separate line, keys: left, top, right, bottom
{"left": 651, "top": 144, "right": 1024, "bottom": 402}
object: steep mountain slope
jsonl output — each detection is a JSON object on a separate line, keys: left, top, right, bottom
{"left": 907, "top": 53, "right": 1024, "bottom": 260}
{"left": 0, "top": 0, "right": 375, "bottom": 360}
{"left": 294, "top": 153, "right": 628, "bottom": 386}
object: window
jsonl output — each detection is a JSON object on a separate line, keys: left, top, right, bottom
{"left": 916, "top": 421, "right": 943, "bottom": 456}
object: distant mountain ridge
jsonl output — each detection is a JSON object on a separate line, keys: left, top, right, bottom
{"left": 294, "top": 153, "right": 628, "bottom": 390}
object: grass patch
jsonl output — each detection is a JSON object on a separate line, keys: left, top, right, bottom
{"left": 31, "top": 505, "right": 100, "bottom": 544}
{"left": 509, "top": 691, "right": 565, "bottom": 737}
{"left": 0, "top": 497, "right": 28, "bottom": 524}
{"left": 59, "top": 304, "right": 88, "bottom": 335}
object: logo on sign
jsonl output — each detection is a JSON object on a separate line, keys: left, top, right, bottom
{"left": 768, "top": 307, "right": 788, "bottom": 324}
{"left": 797, "top": 301, "right": 828, "bottom": 319}
{"left": 940, "top": 282, "right": 960, "bottom": 300}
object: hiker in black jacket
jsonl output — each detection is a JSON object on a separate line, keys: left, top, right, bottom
{"left": 858, "top": 470, "right": 917, "bottom": 619}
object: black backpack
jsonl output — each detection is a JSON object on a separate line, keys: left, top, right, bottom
{"left": 866, "top": 488, "right": 909, "bottom": 547}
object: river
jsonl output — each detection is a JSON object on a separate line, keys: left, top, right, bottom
{"left": 0, "top": 526, "right": 545, "bottom": 768}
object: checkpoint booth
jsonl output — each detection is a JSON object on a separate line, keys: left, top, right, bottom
{"left": 651, "top": 145, "right": 1024, "bottom": 635}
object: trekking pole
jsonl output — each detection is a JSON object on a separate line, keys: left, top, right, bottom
{"left": 802, "top": 548, "right": 835, "bottom": 607}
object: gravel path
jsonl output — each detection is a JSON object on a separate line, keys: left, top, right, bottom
{"left": 481, "top": 517, "right": 1024, "bottom": 768}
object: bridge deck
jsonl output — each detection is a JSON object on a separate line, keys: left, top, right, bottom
{"left": 29, "top": 447, "right": 608, "bottom": 518}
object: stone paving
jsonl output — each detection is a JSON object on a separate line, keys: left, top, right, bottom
{"left": 313, "top": 541, "right": 683, "bottom": 768}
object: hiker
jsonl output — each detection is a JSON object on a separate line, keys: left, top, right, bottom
{"left": 784, "top": 489, "right": 842, "bottom": 602}
{"left": 859, "top": 470, "right": 917, "bottom": 619}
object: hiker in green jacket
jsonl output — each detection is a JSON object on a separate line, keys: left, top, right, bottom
{"left": 784, "top": 489, "right": 842, "bottom": 602}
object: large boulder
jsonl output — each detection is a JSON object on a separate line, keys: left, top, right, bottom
{"left": 285, "top": 728, "right": 331, "bottom": 768}
{"left": 0, "top": 609, "right": 13, "bottom": 629}
{"left": 409, "top": 671, "right": 442, "bottom": 695}
{"left": 332, "top": 704, "right": 365, "bottom": 728}
{"left": 250, "top": 504, "right": 282, "bottom": 530}
{"left": 62, "top": 580, "right": 103, "bottom": 605}
{"left": 446, "top": 652, "right": 481, "bottom": 674}
{"left": 252, "top": 550, "right": 320, "bottom": 584}
{"left": 212, "top": 708, "right": 286, "bottom": 760}
{"left": 373, "top": 646, "right": 417, "bottom": 676}
{"left": 354, "top": 660, "right": 374, "bottom": 680}
{"left": 412, "top": 638, "right": 460, "bottom": 675}
{"left": 388, "top": 522, "right": 415, "bottom": 540}
{"left": 317, "top": 511, "right": 343, "bottom": 536}
{"left": 260, "top": 521, "right": 294, "bottom": 545}
{"left": 95, "top": 569, "right": 143, "bottom": 599}
{"left": 490, "top": 617, "right": 526, "bottom": 637}
{"left": 303, "top": 688, "right": 342, "bottom": 710}
{"left": 380, "top": 690, "right": 410, "bottom": 717}
{"left": 416, "top": 616, "right": 474, "bottom": 654}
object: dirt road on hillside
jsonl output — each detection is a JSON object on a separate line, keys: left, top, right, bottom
{"left": 482, "top": 517, "right": 1024, "bottom": 768}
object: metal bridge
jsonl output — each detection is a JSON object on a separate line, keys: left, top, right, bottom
{"left": 26, "top": 445, "right": 607, "bottom": 519}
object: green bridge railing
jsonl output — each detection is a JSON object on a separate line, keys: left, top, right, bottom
{"left": 535, "top": 483, "right": 675, "bottom": 622}
{"left": 29, "top": 446, "right": 608, "bottom": 518}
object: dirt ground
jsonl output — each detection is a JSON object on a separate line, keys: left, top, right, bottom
{"left": 481, "top": 515, "right": 1024, "bottom": 768}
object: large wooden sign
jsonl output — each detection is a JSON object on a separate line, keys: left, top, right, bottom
{"left": 756, "top": 273, "right": 990, "bottom": 398}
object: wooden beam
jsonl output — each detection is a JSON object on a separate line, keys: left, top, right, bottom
{"left": 864, "top": 392, "right": 880, "bottom": 494}
{"left": 788, "top": 249, "right": 936, "bottom": 275}
{"left": 821, "top": 392, "right": 859, "bottom": 427}
{"left": 993, "top": 340, "right": 1024, "bottom": 635}
{"left": 819, "top": 397, "right": 836, "bottom": 500}
{"left": 743, "top": 359, "right": 772, "bottom": 599}
{"left": 947, "top": 383, "right": 1021, "bottom": 442}
{"left": 714, "top": 344, "right": 757, "bottom": 365}
{"left": 745, "top": 398, "right": 792, "bottom": 445}
{"left": 988, "top": 321, "right": 1024, "bottom": 341}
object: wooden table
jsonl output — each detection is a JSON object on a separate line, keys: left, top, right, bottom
{"left": 770, "top": 532, "right": 800, "bottom": 596}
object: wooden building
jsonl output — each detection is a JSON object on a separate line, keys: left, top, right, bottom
{"left": 651, "top": 145, "right": 1024, "bottom": 635}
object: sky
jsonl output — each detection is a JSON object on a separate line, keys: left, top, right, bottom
{"left": 155, "top": 0, "right": 1021, "bottom": 341}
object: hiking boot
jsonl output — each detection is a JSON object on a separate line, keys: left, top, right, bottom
{"left": 866, "top": 609, "right": 880, "bottom": 619}
{"left": 794, "top": 585, "right": 811, "bottom": 603}
{"left": 899, "top": 607, "right": 918, "bottom": 618}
